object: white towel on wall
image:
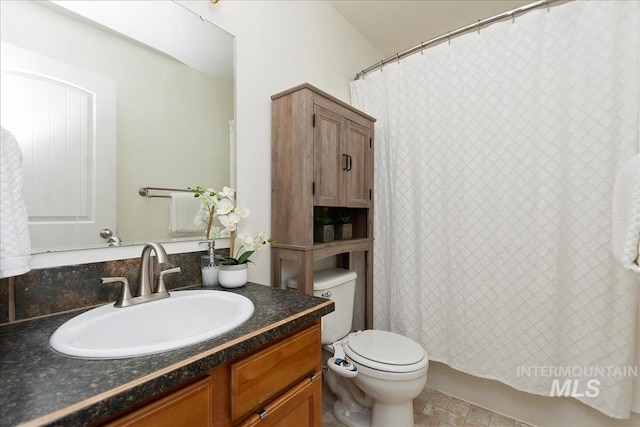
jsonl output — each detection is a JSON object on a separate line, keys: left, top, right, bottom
{"left": 612, "top": 154, "right": 640, "bottom": 273}
{"left": 168, "top": 192, "right": 204, "bottom": 235}
{"left": 0, "top": 126, "right": 31, "bottom": 278}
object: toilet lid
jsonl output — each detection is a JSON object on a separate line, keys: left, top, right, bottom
{"left": 344, "top": 330, "right": 427, "bottom": 372}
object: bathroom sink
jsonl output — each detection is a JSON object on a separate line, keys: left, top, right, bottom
{"left": 50, "top": 290, "right": 254, "bottom": 359}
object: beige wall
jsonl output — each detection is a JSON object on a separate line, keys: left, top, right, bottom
{"left": 176, "top": 0, "right": 382, "bottom": 284}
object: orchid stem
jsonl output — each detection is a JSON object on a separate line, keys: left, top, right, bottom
{"left": 229, "top": 229, "right": 236, "bottom": 260}
{"left": 205, "top": 209, "right": 214, "bottom": 240}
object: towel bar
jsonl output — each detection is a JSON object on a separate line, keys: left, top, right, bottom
{"left": 138, "top": 187, "right": 193, "bottom": 198}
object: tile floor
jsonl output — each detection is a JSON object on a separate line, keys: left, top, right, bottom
{"left": 322, "top": 382, "right": 536, "bottom": 427}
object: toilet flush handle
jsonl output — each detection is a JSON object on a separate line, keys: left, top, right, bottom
{"left": 321, "top": 291, "right": 332, "bottom": 298}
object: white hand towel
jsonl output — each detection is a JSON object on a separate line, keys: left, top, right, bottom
{"left": 168, "top": 192, "right": 204, "bottom": 235}
{"left": 0, "top": 126, "right": 31, "bottom": 278}
{"left": 612, "top": 153, "right": 640, "bottom": 272}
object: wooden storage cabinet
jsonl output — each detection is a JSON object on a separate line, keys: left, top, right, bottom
{"left": 313, "top": 105, "right": 372, "bottom": 208}
{"left": 271, "top": 83, "right": 375, "bottom": 328}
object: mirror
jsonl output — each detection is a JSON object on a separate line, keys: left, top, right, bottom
{"left": 0, "top": 0, "right": 235, "bottom": 253}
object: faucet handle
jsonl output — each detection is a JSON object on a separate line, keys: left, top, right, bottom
{"left": 102, "top": 277, "right": 132, "bottom": 308}
{"left": 156, "top": 267, "right": 181, "bottom": 294}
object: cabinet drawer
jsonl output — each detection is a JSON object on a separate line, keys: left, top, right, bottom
{"left": 230, "top": 323, "right": 321, "bottom": 422}
{"left": 238, "top": 371, "right": 322, "bottom": 427}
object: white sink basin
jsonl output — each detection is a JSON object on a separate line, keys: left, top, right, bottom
{"left": 50, "top": 290, "right": 254, "bottom": 359}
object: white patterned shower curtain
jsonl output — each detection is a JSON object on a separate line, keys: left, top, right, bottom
{"left": 351, "top": 1, "right": 639, "bottom": 419}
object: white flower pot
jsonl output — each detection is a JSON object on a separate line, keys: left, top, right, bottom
{"left": 218, "top": 264, "right": 248, "bottom": 288}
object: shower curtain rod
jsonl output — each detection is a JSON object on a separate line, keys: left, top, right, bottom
{"left": 354, "top": 0, "right": 560, "bottom": 80}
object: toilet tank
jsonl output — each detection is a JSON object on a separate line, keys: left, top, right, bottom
{"left": 286, "top": 268, "right": 357, "bottom": 345}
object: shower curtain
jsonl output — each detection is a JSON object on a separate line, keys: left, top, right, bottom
{"left": 351, "top": 1, "right": 639, "bottom": 419}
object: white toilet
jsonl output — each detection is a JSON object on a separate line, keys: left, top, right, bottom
{"left": 287, "top": 268, "right": 428, "bottom": 427}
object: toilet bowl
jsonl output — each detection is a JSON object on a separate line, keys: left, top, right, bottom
{"left": 286, "top": 268, "right": 429, "bottom": 427}
{"left": 339, "top": 329, "right": 428, "bottom": 427}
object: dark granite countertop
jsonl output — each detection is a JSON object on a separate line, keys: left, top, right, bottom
{"left": 0, "top": 283, "right": 333, "bottom": 427}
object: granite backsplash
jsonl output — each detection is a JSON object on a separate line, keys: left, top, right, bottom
{"left": 0, "top": 250, "right": 227, "bottom": 324}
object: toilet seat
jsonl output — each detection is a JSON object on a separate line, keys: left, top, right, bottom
{"left": 344, "top": 330, "right": 427, "bottom": 373}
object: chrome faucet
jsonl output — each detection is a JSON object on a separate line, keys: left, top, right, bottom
{"left": 137, "top": 242, "right": 169, "bottom": 297}
{"left": 102, "top": 242, "right": 181, "bottom": 308}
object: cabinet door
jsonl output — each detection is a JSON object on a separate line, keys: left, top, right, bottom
{"left": 105, "top": 377, "right": 212, "bottom": 427}
{"left": 230, "top": 323, "right": 321, "bottom": 423}
{"left": 345, "top": 120, "right": 371, "bottom": 207}
{"left": 238, "top": 373, "right": 322, "bottom": 427}
{"left": 313, "top": 105, "right": 345, "bottom": 206}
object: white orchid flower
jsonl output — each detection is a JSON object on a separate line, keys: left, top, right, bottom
{"left": 254, "top": 231, "right": 271, "bottom": 250}
{"left": 237, "top": 230, "right": 252, "bottom": 242}
{"left": 191, "top": 185, "right": 271, "bottom": 263}
{"left": 218, "top": 212, "right": 240, "bottom": 231}
{"left": 241, "top": 234, "right": 256, "bottom": 251}
{"left": 200, "top": 189, "right": 218, "bottom": 204}
{"left": 208, "top": 226, "right": 222, "bottom": 238}
{"left": 228, "top": 212, "right": 240, "bottom": 225}
{"left": 221, "top": 186, "right": 235, "bottom": 199}
{"left": 216, "top": 198, "right": 234, "bottom": 215}
{"left": 193, "top": 216, "right": 203, "bottom": 226}
{"left": 193, "top": 205, "right": 209, "bottom": 224}
{"left": 234, "top": 206, "right": 250, "bottom": 218}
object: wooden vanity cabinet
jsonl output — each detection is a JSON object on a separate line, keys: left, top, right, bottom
{"left": 104, "top": 377, "right": 212, "bottom": 427}
{"left": 271, "top": 83, "right": 375, "bottom": 328}
{"left": 104, "top": 321, "right": 322, "bottom": 427}
{"left": 212, "top": 320, "right": 322, "bottom": 427}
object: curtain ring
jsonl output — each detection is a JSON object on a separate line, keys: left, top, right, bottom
{"left": 396, "top": 53, "right": 400, "bottom": 64}
{"left": 379, "top": 60, "right": 384, "bottom": 72}
{"left": 420, "top": 42, "right": 425, "bottom": 54}
{"left": 547, "top": 0, "right": 550, "bottom": 13}
{"left": 477, "top": 20, "right": 481, "bottom": 34}
{"left": 448, "top": 32, "right": 452, "bottom": 45}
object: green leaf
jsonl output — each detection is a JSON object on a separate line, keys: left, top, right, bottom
{"left": 236, "top": 250, "right": 254, "bottom": 264}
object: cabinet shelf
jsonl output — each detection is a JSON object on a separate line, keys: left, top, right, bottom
{"left": 275, "top": 238, "right": 373, "bottom": 252}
